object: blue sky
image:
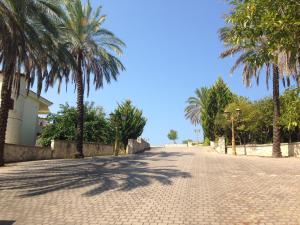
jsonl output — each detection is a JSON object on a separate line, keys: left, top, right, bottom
{"left": 42, "top": 0, "right": 275, "bottom": 145}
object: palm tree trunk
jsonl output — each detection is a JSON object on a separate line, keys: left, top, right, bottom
{"left": 0, "top": 70, "right": 14, "bottom": 166}
{"left": 75, "top": 52, "right": 84, "bottom": 158}
{"left": 272, "top": 64, "right": 282, "bottom": 157}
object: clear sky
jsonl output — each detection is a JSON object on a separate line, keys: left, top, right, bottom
{"left": 42, "top": 0, "right": 276, "bottom": 145}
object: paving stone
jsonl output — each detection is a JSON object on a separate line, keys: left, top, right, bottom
{"left": 1, "top": 147, "right": 300, "bottom": 224}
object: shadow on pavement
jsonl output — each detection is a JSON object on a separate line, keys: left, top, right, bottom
{"left": 0, "top": 150, "right": 191, "bottom": 197}
{"left": 0, "top": 221, "right": 16, "bottom": 225}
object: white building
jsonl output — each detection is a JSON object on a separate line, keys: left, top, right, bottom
{"left": 0, "top": 73, "right": 52, "bottom": 146}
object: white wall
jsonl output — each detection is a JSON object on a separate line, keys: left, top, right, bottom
{"left": 0, "top": 74, "right": 40, "bottom": 146}
{"left": 21, "top": 97, "right": 39, "bottom": 146}
{"left": 165, "top": 144, "right": 188, "bottom": 148}
{"left": 227, "top": 142, "right": 300, "bottom": 157}
{"left": 0, "top": 75, "right": 26, "bottom": 145}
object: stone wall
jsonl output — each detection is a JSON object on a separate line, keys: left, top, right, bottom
{"left": 227, "top": 142, "right": 300, "bottom": 157}
{"left": 126, "top": 138, "right": 150, "bottom": 154}
{"left": 4, "top": 140, "right": 114, "bottom": 163}
{"left": 4, "top": 144, "right": 52, "bottom": 163}
{"left": 214, "top": 137, "right": 226, "bottom": 154}
{"left": 4, "top": 138, "right": 151, "bottom": 163}
{"left": 51, "top": 140, "right": 113, "bottom": 159}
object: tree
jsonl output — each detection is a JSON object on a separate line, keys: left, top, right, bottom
{"left": 0, "top": 0, "right": 70, "bottom": 166}
{"left": 38, "top": 102, "right": 113, "bottom": 147}
{"left": 280, "top": 88, "right": 300, "bottom": 143}
{"left": 60, "top": 0, "right": 125, "bottom": 158}
{"left": 224, "top": 98, "right": 261, "bottom": 145}
{"left": 253, "top": 98, "right": 273, "bottom": 144}
{"left": 220, "top": 26, "right": 283, "bottom": 156}
{"left": 185, "top": 87, "right": 210, "bottom": 125}
{"left": 208, "top": 78, "right": 234, "bottom": 140}
{"left": 110, "top": 100, "right": 147, "bottom": 155}
{"left": 219, "top": 0, "right": 300, "bottom": 157}
{"left": 185, "top": 78, "right": 233, "bottom": 142}
{"left": 168, "top": 130, "right": 178, "bottom": 144}
{"left": 185, "top": 87, "right": 211, "bottom": 141}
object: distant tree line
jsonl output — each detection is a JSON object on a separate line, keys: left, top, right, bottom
{"left": 38, "top": 100, "right": 147, "bottom": 153}
{"left": 185, "top": 78, "right": 300, "bottom": 146}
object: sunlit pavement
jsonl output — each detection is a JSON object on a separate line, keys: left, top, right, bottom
{"left": 1, "top": 147, "right": 300, "bottom": 225}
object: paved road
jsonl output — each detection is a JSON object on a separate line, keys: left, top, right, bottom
{"left": 1, "top": 147, "right": 300, "bottom": 225}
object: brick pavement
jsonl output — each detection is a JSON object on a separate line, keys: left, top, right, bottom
{"left": 1, "top": 147, "right": 300, "bottom": 225}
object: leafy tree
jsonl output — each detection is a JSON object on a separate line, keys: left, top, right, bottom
{"left": 208, "top": 78, "right": 234, "bottom": 140}
{"left": 185, "top": 78, "right": 233, "bottom": 142}
{"left": 280, "top": 88, "right": 300, "bottom": 142}
{"left": 110, "top": 100, "right": 147, "bottom": 155}
{"left": 38, "top": 102, "right": 113, "bottom": 147}
{"left": 218, "top": 91, "right": 300, "bottom": 145}
{"left": 254, "top": 98, "right": 273, "bottom": 144}
{"left": 224, "top": 98, "right": 261, "bottom": 145}
{"left": 0, "top": 0, "right": 71, "bottom": 166}
{"left": 60, "top": 0, "right": 125, "bottom": 158}
{"left": 214, "top": 112, "right": 229, "bottom": 139}
{"left": 168, "top": 130, "right": 178, "bottom": 144}
{"left": 219, "top": 0, "right": 300, "bottom": 157}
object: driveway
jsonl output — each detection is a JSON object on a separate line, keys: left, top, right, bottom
{"left": 0, "top": 147, "right": 300, "bottom": 225}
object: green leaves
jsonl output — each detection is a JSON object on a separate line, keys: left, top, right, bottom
{"left": 60, "top": 0, "right": 125, "bottom": 96}
{"left": 38, "top": 102, "right": 113, "bottom": 147}
{"left": 221, "top": 0, "right": 300, "bottom": 82}
{"left": 110, "top": 100, "right": 147, "bottom": 148}
{"left": 167, "top": 130, "right": 178, "bottom": 143}
{"left": 280, "top": 88, "right": 300, "bottom": 133}
{"left": 185, "top": 77, "right": 234, "bottom": 141}
{"left": 0, "top": 0, "right": 71, "bottom": 97}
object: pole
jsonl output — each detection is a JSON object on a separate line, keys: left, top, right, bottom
{"left": 114, "top": 125, "right": 119, "bottom": 156}
{"left": 231, "top": 117, "right": 236, "bottom": 155}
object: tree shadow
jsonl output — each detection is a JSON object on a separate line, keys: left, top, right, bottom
{"left": 0, "top": 150, "right": 191, "bottom": 197}
{"left": 0, "top": 221, "right": 16, "bottom": 225}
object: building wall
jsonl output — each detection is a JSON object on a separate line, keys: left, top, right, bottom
{"left": 0, "top": 75, "right": 27, "bottom": 145}
{"left": 21, "top": 96, "right": 39, "bottom": 146}
{"left": 0, "top": 74, "right": 41, "bottom": 146}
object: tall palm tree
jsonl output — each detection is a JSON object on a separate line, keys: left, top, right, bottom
{"left": 185, "top": 87, "right": 210, "bottom": 141}
{"left": 0, "top": 0, "right": 70, "bottom": 166}
{"left": 219, "top": 27, "right": 298, "bottom": 157}
{"left": 185, "top": 87, "right": 209, "bottom": 125}
{"left": 61, "top": 0, "right": 125, "bottom": 158}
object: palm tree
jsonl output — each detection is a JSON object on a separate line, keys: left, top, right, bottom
{"left": 219, "top": 28, "right": 297, "bottom": 157}
{"left": 0, "top": 0, "right": 70, "bottom": 166}
{"left": 60, "top": 0, "right": 125, "bottom": 158}
{"left": 185, "top": 87, "right": 210, "bottom": 141}
{"left": 185, "top": 87, "right": 209, "bottom": 125}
